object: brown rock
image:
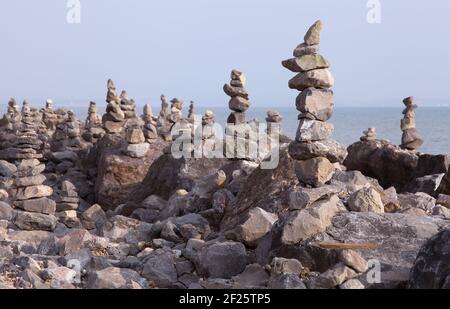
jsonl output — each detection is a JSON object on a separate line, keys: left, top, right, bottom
{"left": 304, "top": 20, "right": 323, "bottom": 46}
{"left": 282, "top": 54, "right": 329, "bottom": 73}
{"left": 294, "top": 157, "right": 335, "bottom": 187}
{"left": 289, "top": 69, "right": 334, "bottom": 91}
{"left": 296, "top": 88, "right": 334, "bottom": 121}
{"left": 14, "top": 197, "right": 56, "bottom": 215}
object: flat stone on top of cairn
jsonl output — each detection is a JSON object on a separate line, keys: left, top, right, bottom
{"left": 283, "top": 20, "right": 347, "bottom": 187}
{"left": 400, "top": 96, "right": 423, "bottom": 151}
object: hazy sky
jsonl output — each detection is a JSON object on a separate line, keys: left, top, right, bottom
{"left": 0, "top": 0, "right": 449, "bottom": 109}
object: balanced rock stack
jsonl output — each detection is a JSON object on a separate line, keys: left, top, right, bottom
{"left": 400, "top": 96, "right": 423, "bottom": 151}
{"left": 169, "top": 98, "right": 183, "bottom": 126}
{"left": 103, "top": 79, "right": 125, "bottom": 134}
{"left": 283, "top": 20, "right": 347, "bottom": 187}
{"left": 360, "top": 127, "right": 376, "bottom": 142}
{"left": 266, "top": 111, "right": 283, "bottom": 136}
{"left": 120, "top": 90, "right": 137, "bottom": 119}
{"left": 187, "top": 101, "right": 195, "bottom": 124}
{"left": 157, "top": 95, "right": 172, "bottom": 141}
{"left": 1, "top": 98, "right": 21, "bottom": 131}
{"left": 53, "top": 180, "right": 80, "bottom": 227}
{"left": 9, "top": 112, "right": 57, "bottom": 231}
{"left": 142, "top": 104, "right": 158, "bottom": 143}
{"left": 201, "top": 110, "right": 216, "bottom": 154}
{"left": 122, "top": 126, "right": 149, "bottom": 158}
{"left": 41, "top": 99, "right": 58, "bottom": 131}
{"left": 224, "top": 69, "right": 249, "bottom": 125}
{"left": 83, "top": 101, "right": 104, "bottom": 143}
{"left": 53, "top": 110, "right": 82, "bottom": 151}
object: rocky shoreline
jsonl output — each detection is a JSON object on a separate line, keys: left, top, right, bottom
{"left": 0, "top": 21, "right": 449, "bottom": 290}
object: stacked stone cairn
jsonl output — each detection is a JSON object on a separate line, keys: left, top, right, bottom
{"left": 283, "top": 20, "right": 347, "bottom": 187}
{"left": 102, "top": 79, "right": 125, "bottom": 134}
{"left": 1, "top": 98, "right": 21, "bottom": 131}
{"left": 53, "top": 110, "right": 82, "bottom": 152}
{"left": 53, "top": 180, "right": 81, "bottom": 228}
{"left": 9, "top": 109, "right": 57, "bottom": 231}
{"left": 122, "top": 126, "right": 149, "bottom": 158}
{"left": 360, "top": 127, "right": 377, "bottom": 142}
{"left": 201, "top": 110, "right": 217, "bottom": 155}
{"left": 83, "top": 101, "right": 104, "bottom": 143}
{"left": 41, "top": 99, "right": 58, "bottom": 132}
{"left": 266, "top": 111, "right": 283, "bottom": 136}
{"left": 400, "top": 96, "right": 423, "bottom": 151}
{"left": 157, "top": 95, "right": 173, "bottom": 141}
{"left": 119, "top": 90, "right": 137, "bottom": 119}
{"left": 169, "top": 98, "right": 183, "bottom": 125}
{"left": 142, "top": 104, "right": 158, "bottom": 143}
{"left": 187, "top": 101, "right": 195, "bottom": 124}
{"left": 224, "top": 69, "right": 249, "bottom": 125}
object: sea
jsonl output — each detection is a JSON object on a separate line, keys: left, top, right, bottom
{"left": 2, "top": 103, "right": 449, "bottom": 155}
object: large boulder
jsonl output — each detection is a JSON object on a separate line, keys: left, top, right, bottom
{"left": 95, "top": 135, "right": 168, "bottom": 209}
{"left": 437, "top": 169, "right": 450, "bottom": 195}
{"left": 409, "top": 230, "right": 450, "bottom": 289}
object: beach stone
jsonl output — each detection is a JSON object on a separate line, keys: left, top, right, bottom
{"left": 288, "top": 139, "right": 346, "bottom": 163}
{"left": 304, "top": 20, "right": 323, "bottom": 45}
{"left": 294, "top": 157, "right": 335, "bottom": 187}
{"left": 293, "top": 43, "right": 319, "bottom": 57}
{"left": 289, "top": 69, "right": 334, "bottom": 91}
{"left": 236, "top": 207, "right": 278, "bottom": 246}
{"left": 13, "top": 211, "right": 58, "bottom": 231}
{"left": 197, "top": 241, "right": 247, "bottom": 279}
{"left": 338, "top": 250, "right": 368, "bottom": 273}
{"left": 87, "top": 267, "right": 148, "bottom": 289}
{"left": 14, "top": 198, "right": 56, "bottom": 215}
{"left": 295, "top": 119, "right": 333, "bottom": 142}
{"left": 281, "top": 194, "right": 340, "bottom": 244}
{"left": 15, "top": 185, "right": 53, "bottom": 200}
{"left": 282, "top": 54, "right": 329, "bottom": 73}
{"left": 13, "top": 174, "right": 46, "bottom": 187}
{"left": 229, "top": 96, "right": 250, "bottom": 112}
{"left": 296, "top": 88, "right": 334, "bottom": 121}
{"left": 348, "top": 187, "right": 384, "bottom": 213}
{"left": 409, "top": 230, "right": 450, "bottom": 289}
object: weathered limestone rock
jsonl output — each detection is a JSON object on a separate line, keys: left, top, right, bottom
{"left": 294, "top": 157, "right": 335, "bottom": 187}
{"left": 87, "top": 267, "right": 148, "bottom": 289}
{"left": 13, "top": 211, "right": 58, "bottom": 231}
{"left": 306, "top": 263, "right": 357, "bottom": 289}
{"left": 289, "top": 139, "right": 347, "bottom": 163}
{"left": 282, "top": 54, "right": 329, "bottom": 72}
{"left": 236, "top": 207, "right": 278, "bottom": 246}
{"left": 289, "top": 69, "right": 335, "bottom": 91}
{"left": 296, "top": 88, "right": 334, "bottom": 121}
{"left": 348, "top": 187, "right": 385, "bottom": 213}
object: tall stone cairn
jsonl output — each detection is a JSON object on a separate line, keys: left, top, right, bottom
{"left": 119, "top": 90, "right": 137, "bottom": 119}
{"left": 282, "top": 20, "right": 346, "bottom": 187}
{"left": 142, "top": 104, "right": 158, "bottom": 143}
{"left": 102, "top": 79, "right": 125, "bottom": 134}
{"left": 224, "top": 69, "right": 250, "bottom": 125}
{"left": 187, "top": 101, "right": 195, "bottom": 124}
{"left": 400, "top": 96, "right": 423, "bottom": 151}
{"left": 157, "top": 95, "right": 172, "bottom": 141}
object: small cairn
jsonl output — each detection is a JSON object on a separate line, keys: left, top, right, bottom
{"left": 142, "top": 104, "right": 158, "bottom": 143}
{"left": 266, "top": 110, "right": 283, "bottom": 136}
{"left": 9, "top": 110, "right": 57, "bottom": 231}
{"left": 283, "top": 20, "right": 346, "bottom": 187}
{"left": 159, "top": 94, "right": 171, "bottom": 120}
{"left": 83, "top": 101, "right": 104, "bottom": 143}
{"left": 102, "top": 79, "right": 125, "bottom": 134}
{"left": 122, "top": 126, "right": 149, "bottom": 158}
{"left": 53, "top": 110, "right": 82, "bottom": 152}
{"left": 1, "top": 98, "right": 21, "bottom": 131}
{"left": 187, "top": 101, "right": 195, "bottom": 124}
{"left": 169, "top": 98, "right": 183, "bottom": 125}
{"left": 224, "top": 69, "right": 250, "bottom": 125}
{"left": 53, "top": 180, "right": 81, "bottom": 228}
{"left": 42, "top": 99, "right": 58, "bottom": 131}
{"left": 200, "top": 110, "right": 217, "bottom": 155}
{"left": 400, "top": 96, "right": 423, "bottom": 151}
{"left": 360, "top": 127, "right": 377, "bottom": 142}
{"left": 120, "top": 90, "right": 137, "bottom": 119}
{"left": 157, "top": 95, "right": 172, "bottom": 141}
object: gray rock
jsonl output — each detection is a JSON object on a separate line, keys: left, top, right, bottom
{"left": 13, "top": 211, "right": 58, "bottom": 231}
{"left": 271, "top": 257, "right": 303, "bottom": 275}
{"left": 289, "top": 186, "right": 339, "bottom": 210}
{"left": 232, "top": 264, "right": 269, "bottom": 289}
{"left": 14, "top": 185, "right": 53, "bottom": 200}
{"left": 282, "top": 54, "right": 329, "bottom": 73}
{"left": 142, "top": 249, "right": 178, "bottom": 288}
{"left": 339, "top": 279, "right": 365, "bottom": 289}
{"left": 398, "top": 192, "right": 436, "bottom": 213}
{"left": 123, "top": 143, "right": 150, "bottom": 158}
{"left": 0, "top": 202, "right": 14, "bottom": 220}
{"left": 295, "top": 118, "right": 333, "bottom": 142}
{"left": 268, "top": 273, "right": 307, "bottom": 289}
{"left": 296, "top": 88, "right": 334, "bottom": 121}
{"left": 294, "top": 157, "right": 335, "bottom": 187}
{"left": 409, "top": 229, "right": 450, "bottom": 289}
{"left": 0, "top": 160, "right": 17, "bottom": 177}
{"left": 14, "top": 198, "right": 56, "bottom": 215}
{"left": 304, "top": 20, "right": 323, "bottom": 46}
{"left": 306, "top": 263, "right": 357, "bottom": 289}
{"left": 13, "top": 174, "right": 46, "bottom": 187}
{"left": 436, "top": 194, "right": 450, "bottom": 209}
{"left": 197, "top": 241, "right": 247, "bottom": 279}
{"left": 288, "top": 139, "right": 347, "bottom": 163}
{"left": 236, "top": 207, "right": 278, "bottom": 246}
{"left": 338, "top": 250, "right": 368, "bottom": 273}
{"left": 293, "top": 43, "right": 319, "bottom": 57}
{"left": 406, "top": 174, "right": 444, "bottom": 196}
{"left": 289, "top": 69, "right": 334, "bottom": 91}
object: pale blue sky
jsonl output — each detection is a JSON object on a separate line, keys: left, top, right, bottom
{"left": 0, "top": 0, "right": 449, "bottom": 109}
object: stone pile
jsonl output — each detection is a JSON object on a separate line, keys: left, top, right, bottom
{"left": 102, "top": 79, "right": 125, "bottom": 134}
{"left": 157, "top": 95, "right": 173, "bottom": 141}
{"left": 187, "top": 101, "right": 195, "bottom": 124}
{"left": 201, "top": 110, "right": 217, "bottom": 154}
{"left": 360, "top": 127, "right": 376, "bottom": 142}
{"left": 119, "top": 90, "right": 137, "bottom": 119}
{"left": 169, "top": 98, "right": 183, "bottom": 125}
{"left": 142, "top": 104, "right": 158, "bottom": 143}
{"left": 1, "top": 98, "right": 21, "bottom": 131}
{"left": 224, "top": 69, "right": 249, "bottom": 125}
{"left": 400, "top": 96, "right": 423, "bottom": 151}
{"left": 266, "top": 111, "right": 283, "bottom": 136}
{"left": 83, "top": 101, "right": 104, "bottom": 143}
{"left": 41, "top": 99, "right": 58, "bottom": 132}
{"left": 53, "top": 180, "right": 81, "bottom": 227}
{"left": 283, "top": 20, "right": 346, "bottom": 187}
{"left": 53, "top": 110, "right": 82, "bottom": 152}
{"left": 122, "top": 126, "right": 149, "bottom": 158}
